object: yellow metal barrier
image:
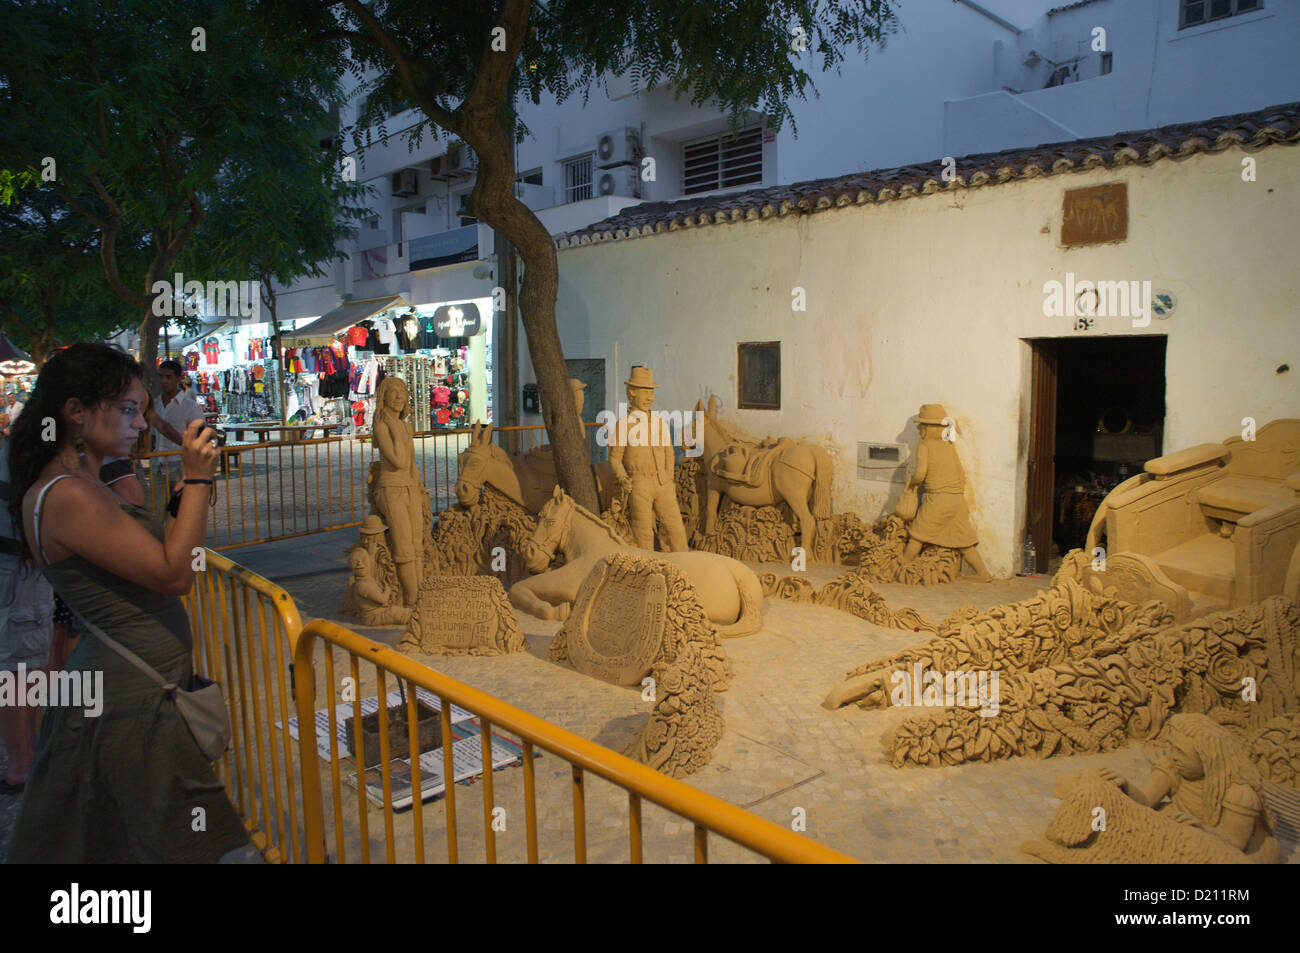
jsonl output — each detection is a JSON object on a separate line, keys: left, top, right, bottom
{"left": 183, "top": 549, "right": 305, "bottom": 863}
{"left": 291, "top": 619, "right": 856, "bottom": 864}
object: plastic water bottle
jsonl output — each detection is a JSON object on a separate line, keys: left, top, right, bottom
{"left": 1021, "top": 537, "right": 1038, "bottom": 576}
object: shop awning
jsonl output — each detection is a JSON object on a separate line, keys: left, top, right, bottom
{"left": 289, "top": 295, "right": 409, "bottom": 341}
{"left": 167, "top": 321, "right": 228, "bottom": 352}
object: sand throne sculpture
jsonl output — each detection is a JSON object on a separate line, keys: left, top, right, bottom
{"left": 1083, "top": 418, "right": 1300, "bottom": 617}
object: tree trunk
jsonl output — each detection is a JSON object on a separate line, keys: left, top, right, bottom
{"left": 461, "top": 134, "right": 597, "bottom": 511}
{"left": 136, "top": 308, "right": 164, "bottom": 401}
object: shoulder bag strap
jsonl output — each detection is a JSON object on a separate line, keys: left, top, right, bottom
{"left": 63, "top": 601, "right": 177, "bottom": 693}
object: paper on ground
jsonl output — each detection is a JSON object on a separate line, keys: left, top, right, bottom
{"left": 281, "top": 687, "right": 475, "bottom": 760}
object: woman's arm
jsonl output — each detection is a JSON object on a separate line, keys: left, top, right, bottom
{"left": 907, "top": 442, "right": 929, "bottom": 489}
{"left": 37, "top": 420, "right": 216, "bottom": 595}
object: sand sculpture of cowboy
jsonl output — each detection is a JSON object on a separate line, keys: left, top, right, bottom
{"left": 608, "top": 365, "right": 689, "bottom": 552}
{"left": 900, "top": 402, "right": 992, "bottom": 581}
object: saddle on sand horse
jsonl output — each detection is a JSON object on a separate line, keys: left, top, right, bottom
{"left": 711, "top": 438, "right": 794, "bottom": 487}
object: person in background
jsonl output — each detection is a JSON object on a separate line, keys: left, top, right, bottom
{"left": 0, "top": 440, "right": 55, "bottom": 793}
{"left": 7, "top": 343, "right": 251, "bottom": 862}
{"left": 5, "top": 392, "right": 23, "bottom": 423}
{"left": 150, "top": 359, "right": 204, "bottom": 503}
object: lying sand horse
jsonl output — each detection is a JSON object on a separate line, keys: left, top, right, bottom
{"left": 509, "top": 486, "right": 764, "bottom": 637}
{"left": 693, "top": 395, "right": 833, "bottom": 554}
{"left": 454, "top": 421, "right": 616, "bottom": 513}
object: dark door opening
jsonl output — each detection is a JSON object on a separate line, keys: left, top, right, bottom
{"left": 1025, "top": 336, "right": 1167, "bottom": 571}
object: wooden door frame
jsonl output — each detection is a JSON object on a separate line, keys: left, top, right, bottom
{"left": 1026, "top": 339, "right": 1058, "bottom": 574}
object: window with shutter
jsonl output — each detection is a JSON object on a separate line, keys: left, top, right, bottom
{"left": 683, "top": 128, "right": 764, "bottom": 195}
{"left": 563, "top": 155, "right": 593, "bottom": 203}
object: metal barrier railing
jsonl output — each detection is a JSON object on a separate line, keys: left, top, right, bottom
{"left": 291, "top": 618, "right": 855, "bottom": 864}
{"left": 183, "top": 549, "right": 305, "bottom": 863}
{"left": 138, "top": 423, "right": 607, "bottom": 551}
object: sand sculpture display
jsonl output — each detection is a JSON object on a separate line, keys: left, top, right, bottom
{"left": 397, "top": 574, "right": 524, "bottom": 657}
{"left": 1054, "top": 549, "right": 1193, "bottom": 621}
{"left": 341, "top": 520, "right": 414, "bottom": 627}
{"left": 759, "top": 570, "right": 936, "bottom": 632}
{"left": 692, "top": 395, "right": 833, "bottom": 556}
{"left": 1085, "top": 417, "right": 1300, "bottom": 612}
{"left": 369, "top": 376, "right": 431, "bottom": 606}
{"left": 627, "top": 642, "right": 724, "bottom": 778}
{"left": 1021, "top": 765, "right": 1275, "bottom": 864}
{"left": 824, "top": 561, "right": 1300, "bottom": 770}
{"left": 454, "top": 420, "right": 617, "bottom": 515}
{"left": 899, "top": 403, "right": 991, "bottom": 582}
{"left": 608, "top": 366, "right": 689, "bottom": 552}
{"left": 510, "top": 487, "right": 764, "bottom": 637}
{"left": 549, "top": 551, "right": 732, "bottom": 691}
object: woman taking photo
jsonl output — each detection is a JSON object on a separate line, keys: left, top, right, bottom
{"left": 6, "top": 343, "right": 250, "bottom": 863}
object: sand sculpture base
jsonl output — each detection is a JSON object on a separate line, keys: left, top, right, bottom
{"left": 549, "top": 552, "right": 732, "bottom": 691}
{"left": 759, "top": 571, "right": 936, "bottom": 632}
{"left": 627, "top": 642, "right": 724, "bottom": 778}
{"left": 397, "top": 575, "right": 524, "bottom": 657}
{"left": 1021, "top": 772, "right": 1256, "bottom": 864}
{"left": 696, "top": 504, "right": 962, "bottom": 583}
{"left": 838, "top": 584, "right": 1299, "bottom": 769}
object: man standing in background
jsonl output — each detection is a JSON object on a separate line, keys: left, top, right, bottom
{"left": 150, "top": 359, "right": 204, "bottom": 501}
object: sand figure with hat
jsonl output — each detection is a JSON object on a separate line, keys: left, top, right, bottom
{"left": 342, "top": 515, "right": 410, "bottom": 623}
{"left": 899, "top": 403, "right": 992, "bottom": 581}
{"left": 609, "top": 365, "right": 689, "bottom": 552}
{"left": 369, "top": 376, "right": 431, "bottom": 606}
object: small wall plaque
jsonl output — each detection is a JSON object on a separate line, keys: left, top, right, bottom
{"left": 1061, "top": 183, "right": 1127, "bottom": 246}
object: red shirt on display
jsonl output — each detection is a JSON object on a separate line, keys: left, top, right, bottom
{"left": 347, "top": 326, "right": 369, "bottom": 347}
{"left": 202, "top": 337, "right": 220, "bottom": 364}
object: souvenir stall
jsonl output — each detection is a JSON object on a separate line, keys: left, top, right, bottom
{"left": 177, "top": 323, "right": 283, "bottom": 426}
{"left": 279, "top": 295, "right": 493, "bottom": 437}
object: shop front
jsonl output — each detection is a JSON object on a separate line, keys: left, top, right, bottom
{"left": 280, "top": 295, "right": 493, "bottom": 437}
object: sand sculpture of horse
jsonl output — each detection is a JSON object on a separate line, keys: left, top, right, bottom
{"left": 690, "top": 395, "right": 833, "bottom": 552}
{"left": 508, "top": 486, "right": 764, "bottom": 637}
{"left": 454, "top": 421, "right": 615, "bottom": 513}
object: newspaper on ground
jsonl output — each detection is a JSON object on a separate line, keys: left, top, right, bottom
{"left": 352, "top": 732, "right": 524, "bottom": 810}
{"left": 281, "top": 686, "right": 475, "bottom": 760}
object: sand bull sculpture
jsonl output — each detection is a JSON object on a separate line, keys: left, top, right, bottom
{"left": 508, "top": 487, "right": 764, "bottom": 637}
{"left": 692, "top": 395, "right": 833, "bottom": 553}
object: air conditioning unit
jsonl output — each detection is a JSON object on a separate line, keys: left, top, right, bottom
{"left": 595, "top": 127, "right": 640, "bottom": 167}
{"left": 428, "top": 155, "right": 447, "bottom": 179}
{"left": 391, "top": 168, "right": 419, "bottom": 196}
{"left": 597, "top": 167, "right": 640, "bottom": 199}
{"left": 447, "top": 142, "right": 478, "bottom": 177}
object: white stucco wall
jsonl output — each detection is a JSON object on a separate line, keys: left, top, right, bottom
{"left": 543, "top": 145, "right": 1300, "bottom": 576}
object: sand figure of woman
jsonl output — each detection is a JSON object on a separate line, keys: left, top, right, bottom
{"left": 899, "top": 403, "right": 991, "bottom": 581}
{"left": 370, "top": 376, "right": 427, "bottom": 606}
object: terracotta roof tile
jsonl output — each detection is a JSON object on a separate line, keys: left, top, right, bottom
{"left": 555, "top": 101, "right": 1300, "bottom": 250}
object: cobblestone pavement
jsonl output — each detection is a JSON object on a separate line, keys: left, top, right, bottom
{"left": 4, "top": 530, "right": 1295, "bottom": 864}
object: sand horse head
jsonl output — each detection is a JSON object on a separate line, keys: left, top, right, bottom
{"left": 524, "top": 485, "right": 577, "bottom": 571}
{"left": 455, "top": 422, "right": 522, "bottom": 506}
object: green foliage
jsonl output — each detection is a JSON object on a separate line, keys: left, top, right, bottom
{"left": 0, "top": 0, "right": 368, "bottom": 362}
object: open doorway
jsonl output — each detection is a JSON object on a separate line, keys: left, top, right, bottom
{"left": 1025, "top": 336, "right": 1167, "bottom": 572}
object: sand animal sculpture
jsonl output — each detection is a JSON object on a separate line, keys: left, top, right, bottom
{"left": 627, "top": 642, "right": 725, "bottom": 778}
{"left": 508, "top": 487, "right": 764, "bottom": 637}
{"left": 454, "top": 421, "right": 617, "bottom": 514}
{"left": 368, "top": 376, "right": 431, "bottom": 606}
{"left": 898, "top": 403, "right": 992, "bottom": 582}
{"left": 692, "top": 394, "right": 833, "bottom": 556}
{"left": 1021, "top": 771, "right": 1263, "bottom": 864}
{"left": 608, "top": 365, "right": 689, "bottom": 552}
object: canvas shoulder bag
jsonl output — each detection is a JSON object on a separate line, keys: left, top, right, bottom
{"left": 67, "top": 605, "right": 231, "bottom": 762}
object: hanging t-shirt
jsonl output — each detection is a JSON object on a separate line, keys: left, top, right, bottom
{"left": 346, "top": 325, "right": 369, "bottom": 348}
{"left": 417, "top": 319, "right": 440, "bottom": 350}
{"left": 202, "top": 337, "right": 221, "bottom": 364}
{"left": 183, "top": 350, "right": 200, "bottom": 371}
{"left": 252, "top": 364, "right": 266, "bottom": 395}
{"left": 395, "top": 315, "right": 421, "bottom": 352}
{"left": 373, "top": 317, "right": 396, "bottom": 350}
